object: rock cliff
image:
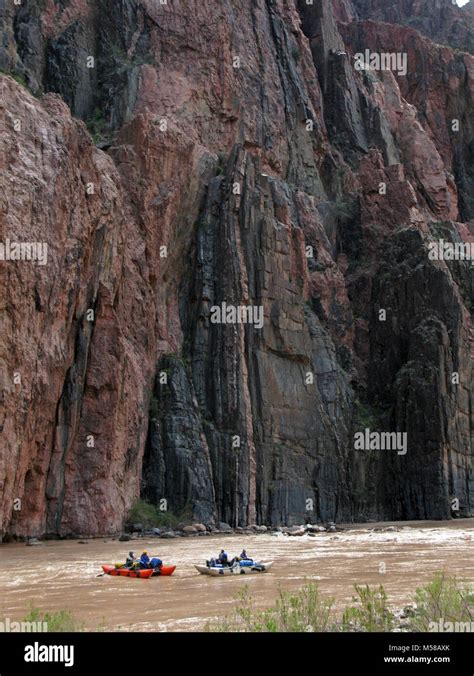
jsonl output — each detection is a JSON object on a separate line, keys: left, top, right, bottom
{"left": 0, "top": 0, "right": 472, "bottom": 537}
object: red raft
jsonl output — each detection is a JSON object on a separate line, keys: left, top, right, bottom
{"left": 149, "top": 565, "right": 176, "bottom": 577}
{"left": 102, "top": 565, "right": 176, "bottom": 578}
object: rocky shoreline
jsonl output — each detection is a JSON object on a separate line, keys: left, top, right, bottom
{"left": 121, "top": 521, "right": 344, "bottom": 540}
{"left": 19, "top": 521, "right": 430, "bottom": 546}
{"left": 13, "top": 516, "right": 472, "bottom": 546}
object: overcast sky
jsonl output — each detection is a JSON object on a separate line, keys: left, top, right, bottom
{"left": 456, "top": 0, "right": 469, "bottom": 6}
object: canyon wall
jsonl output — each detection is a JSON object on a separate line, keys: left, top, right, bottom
{"left": 0, "top": 0, "right": 472, "bottom": 537}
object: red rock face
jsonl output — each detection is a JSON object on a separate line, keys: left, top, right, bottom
{"left": 1, "top": 82, "right": 157, "bottom": 536}
{"left": 0, "top": 0, "right": 472, "bottom": 537}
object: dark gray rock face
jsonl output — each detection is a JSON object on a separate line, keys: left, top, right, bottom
{"left": 45, "top": 20, "right": 96, "bottom": 119}
{"left": 367, "top": 228, "right": 473, "bottom": 519}
{"left": 298, "top": 2, "right": 400, "bottom": 168}
{"left": 176, "top": 147, "right": 354, "bottom": 526}
{"left": 1, "top": 0, "right": 147, "bottom": 129}
{"left": 142, "top": 356, "right": 216, "bottom": 526}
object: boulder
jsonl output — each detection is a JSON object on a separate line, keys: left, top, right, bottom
{"left": 288, "top": 527, "right": 306, "bottom": 537}
{"left": 160, "top": 531, "right": 177, "bottom": 539}
{"left": 182, "top": 525, "right": 198, "bottom": 534}
{"left": 119, "top": 534, "right": 131, "bottom": 542}
{"left": 218, "top": 522, "right": 232, "bottom": 532}
{"left": 193, "top": 523, "right": 206, "bottom": 532}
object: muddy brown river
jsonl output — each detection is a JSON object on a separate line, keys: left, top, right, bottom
{"left": 1, "top": 520, "right": 473, "bottom": 631}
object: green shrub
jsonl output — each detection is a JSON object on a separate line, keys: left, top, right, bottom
{"left": 408, "top": 573, "right": 473, "bottom": 632}
{"left": 86, "top": 107, "right": 109, "bottom": 145}
{"left": 291, "top": 47, "right": 301, "bottom": 63}
{"left": 127, "top": 499, "right": 192, "bottom": 529}
{"left": 342, "top": 584, "right": 395, "bottom": 632}
{"left": 353, "top": 399, "right": 387, "bottom": 429}
{"left": 207, "top": 583, "right": 334, "bottom": 632}
{"left": 334, "top": 198, "right": 358, "bottom": 222}
{"left": 0, "top": 68, "right": 41, "bottom": 97}
{"left": 23, "top": 607, "right": 84, "bottom": 632}
{"left": 206, "top": 574, "right": 472, "bottom": 633}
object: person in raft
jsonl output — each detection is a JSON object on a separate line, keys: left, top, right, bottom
{"left": 139, "top": 551, "right": 163, "bottom": 570}
{"left": 206, "top": 550, "right": 236, "bottom": 567}
{"left": 140, "top": 551, "right": 150, "bottom": 569}
{"left": 239, "top": 549, "right": 251, "bottom": 560}
{"left": 217, "top": 549, "right": 229, "bottom": 565}
{"left": 218, "top": 550, "right": 238, "bottom": 566}
{"left": 125, "top": 551, "right": 136, "bottom": 568}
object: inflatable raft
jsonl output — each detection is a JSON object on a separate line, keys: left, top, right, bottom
{"left": 195, "top": 561, "right": 273, "bottom": 576}
{"left": 150, "top": 565, "right": 176, "bottom": 576}
{"left": 102, "top": 564, "right": 176, "bottom": 578}
{"left": 102, "top": 565, "right": 154, "bottom": 579}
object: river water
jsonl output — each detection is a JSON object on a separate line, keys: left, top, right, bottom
{"left": 0, "top": 520, "right": 473, "bottom": 631}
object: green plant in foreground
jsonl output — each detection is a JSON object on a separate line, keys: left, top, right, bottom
{"left": 23, "top": 607, "right": 84, "bottom": 632}
{"left": 408, "top": 572, "right": 473, "bottom": 632}
{"left": 342, "top": 584, "right": 395, "bottom": 632}
{"left": 207, "top": 583, "right": 335, "bottom": 632}
{"left": 206, "top": 574, "right": 472, "bottom": 633}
